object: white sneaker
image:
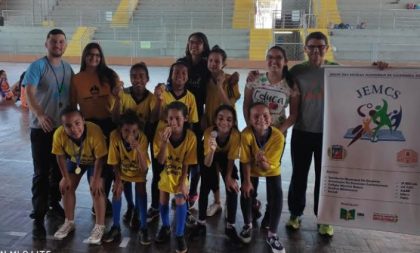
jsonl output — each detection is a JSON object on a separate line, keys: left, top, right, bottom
{"left": 83, "top": 224, "right": 105, "bottom": 245}
{"left": 206, "top": 203, "right": 222, "bottom": 217}
{"left": 54, "top": 220, "right": 75, "bottom": 240}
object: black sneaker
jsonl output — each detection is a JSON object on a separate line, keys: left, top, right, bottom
{"left": 105, "top": 199, "right": 113, "bottom": 217}
{"left": 146, "top": 207, "right": 159, "bottom": 223}
{"left": 185, "top": 214, "right": 197, "bottom": 228}
{"left": 130, "top": 208, "right": 140, "bottom": 230}
{"left": 176, "top": 235, "right": 188, "bottom": 253}
{"left": 155, "top": 226, "right": 171, "bottom": 243}
{"left": 238, "top": 225, "right": 252, "bottom": 244}
{"left": 123, "top": 205, "right": 134, "bottom": 223}
{"left": 261, "top": 211, "right": 270, "bottom": 230}
{"left": 190, "top": 222, "right": 206, "bottom": 237}
{"left": 225, "top": 225, "right": 240, "bottom": 242}
{"left": 266, "top": 235, "right": 285, "bottom": 253}
{"left": 102, "top": 226, "right": 121, "bottom": 243}
{"left": 32, "top": 219, "right": 46, "bottom": 240}
{"left": 139, "top": 228, "right": 152, "bottom": 245}
{"left": 47, "top": 202, "right": 65, "bottom": 219}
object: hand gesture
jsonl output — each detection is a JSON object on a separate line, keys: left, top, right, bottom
{"left": 154, "top": 83, "right": 165, "bottom": 101}
{"left": 38, "top": 114, "right": 54, "bottom": 133}
{"left": 241, "top": 180, "right": 254, "bottom": 198}
{"left": 226, "top": 176, "right": 240, "bottom": 193}
{"left": 246, "top": 70, "right": 259, "bottom": 83}
{"left": 160, "top": 127, "right": 172, "bottom": 143}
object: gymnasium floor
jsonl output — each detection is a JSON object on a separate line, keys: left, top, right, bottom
{"left": 0, "top": 62, "right": 419, "bottom": 253}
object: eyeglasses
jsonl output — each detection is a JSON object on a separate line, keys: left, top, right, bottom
{"left": 306, "top": 45, "right": 327, "bottom": 51}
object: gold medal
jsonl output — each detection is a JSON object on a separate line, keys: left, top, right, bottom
{"left": 75, "top": 166, "right": 81, "bottom": 175}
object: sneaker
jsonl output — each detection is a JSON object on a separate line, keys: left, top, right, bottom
{"left": 123, "top": 205, "right": 134, "bottom": 223}
{"left": 190, "top": 222, "right": 206, "bottom": 237}
{"left": 47, "top": 203, "right": 65, "bottom": 218}
{"left": 285, "top": 216, "right": 301, "bottom": 230}
{"left": 130, "top": 208, "right": 140, "bottom": 230}
{"left": 252, "top": 199, "right": 262, "bottom": 221}
{"left": 261, "top": 211, "right": 270, "bottom": 230}
{"left": 318, "top": 224, "right": 334, "bottom": 237}
{"left": 176, "top": 235, "right": 188, "bottom": 253}
{"left": 105, "top": 199, "right": 113, "bottom": 217}
{"left": 155, "top": 226, "right": 171, "bottom": 243}
{"left": 32, "top": 219, "right": 46, "bottom": 240}
{"left": 188, "top": 193, "right": 199, "bottom": 209}
{"left": 102, "top": 225, "right": 121, "bottom": 243}
{"left": 54, "top": 220, "right": 75, "bottom": 240}
{"left": 146, "top": 207, "right": 160, "bottom": 223}
{"left": 83, "top": 224, "right": 106, "bottom": 245}
{"left": 206, "top": 203, "right": 222, "bottom": 217}
{"left": 139, "top": 228, "right": 152, "bottom": 245}
{"left": 225, "top": 225, "right": 240, "bottom": 242}
{"left": 266, "top": 235, "right": 285, "bottom": 253}
{"left": 238, "top": 225, "right": 252, "bottom": 244}
{"left": 185, "top": 214, "right": 197, "bottom": 228}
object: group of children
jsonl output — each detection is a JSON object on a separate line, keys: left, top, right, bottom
{"left": 42, "top": 27, "right": 298, "bottom": 253}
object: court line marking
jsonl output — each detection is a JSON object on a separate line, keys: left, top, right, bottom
{"left": 5, "top": 231, "right": 27, "bottom": 237}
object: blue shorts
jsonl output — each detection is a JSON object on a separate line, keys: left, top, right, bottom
{"left": 66, "top": 160, "right": 95, "bottom": 178}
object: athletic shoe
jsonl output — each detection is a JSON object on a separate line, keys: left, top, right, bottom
{"left": 146, "top": 207, "right": 160, "bottom": 223}
{"left": 318, "top": 224, "right": 334, "bottom": 237}
{"left": 225, "top": 225, "right": 241, "bottom": 242}
{"left": 32, "top": 219, "right": 46, "bottom": 240}
{"left": 123, "top": 205, "right": 134, "bottom": 223}
{"left": 185, "top": 214, "right": 197, "bottom": 228}
{"left": 206, "top": 203, "right": 222, "bottom": 217}
{"left": 54, "top": 220, "right": 75, "bottom": 240}
{"left": 102, "top": 225, "right": 121, "bottom": 243}
{"left": 139, "top": 228, "right": 152, "bottom": 245}
{"left": 188, "top": 193, "right": 199, "bottom": 209}
{"left": 83, "top": 224, "right": 106, "bottom": 245}
{"left": 238, "top": 225, "right": 252, "bottom": 244}
{"left": 285, "top": 216, "right": 301, "bottom": 230}
{"left": 130, "top": 208, "right": 140, "bottom": 230}
{"left": 176, "top": 235, "right": 188, "bottom": 253}
{"left": 155, "top": 226, "right": 171, "bottom": 243}
{"left": 266, "top": 235, "right": 286, "bottom": 253}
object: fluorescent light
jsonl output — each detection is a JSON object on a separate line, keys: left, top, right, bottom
{"left": 274, "top": 31, "right": 293, "bottom": 34}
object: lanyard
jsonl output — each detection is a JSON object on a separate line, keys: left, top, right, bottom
{"left": 71, "top": 137, "right": 85, "bottom": 174}
{"left": 45, "top": 57, "right": 65, "bottom": 108}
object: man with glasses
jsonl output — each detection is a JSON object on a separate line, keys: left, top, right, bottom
{"left": 286, "top": 31, "right": 337, "bottom": 237}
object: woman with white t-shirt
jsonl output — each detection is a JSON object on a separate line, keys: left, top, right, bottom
{"left": 242, "top": 45, "right": 300, "bottom": 229}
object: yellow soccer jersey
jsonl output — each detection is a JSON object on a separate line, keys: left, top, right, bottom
{"left": 160, "top": 89, "right": 198, "bottom": 124}
{"left": 119, "top": 88, "right": 156, "bottom": 123}
{"left": 153, "top": 129, "right": 197, "bottom": 193}
{"left": 52, "top": 122, "right": 108, "bottom": 165}
{"left": 205, "top": 73, "right": 240, "bottom": 125}
{"left": 203, "top": 126, "right": 240, "bottom": 161}
{"left": 108, "top": 129, "right": 150, "bottom": 183}
{"left": 240, "top": 126, "right": 285, "bottom": 177}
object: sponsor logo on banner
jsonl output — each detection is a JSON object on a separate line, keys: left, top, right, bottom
{"left": 328, "top": 145, "right": 347, "bottom": 160}
{"left": 344, "top": 97, "right": 405, "bottom": 146}
{"left": 340, "top": 208, "right": 356, "bottom": 220}
{"left": 397, "top": 149, "right": 418, "bottom": 167}
{"left": 372, "top": 212, "right": 399, "bottom": 223}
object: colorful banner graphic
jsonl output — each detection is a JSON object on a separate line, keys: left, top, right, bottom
{"left": 318, "top": 66, "right": 420, "bottom": 235}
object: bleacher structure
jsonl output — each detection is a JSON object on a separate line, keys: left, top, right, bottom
{"left": 2, "top": 0, "right": 420, "bottom": 63}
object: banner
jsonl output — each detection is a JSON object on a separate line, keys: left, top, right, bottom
{"left": 318, "top": 66, "right": 420, "bottom": 235}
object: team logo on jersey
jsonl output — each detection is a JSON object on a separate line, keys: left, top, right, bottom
{"left": 344, "top": 99, "right": 404, "bottom": 146}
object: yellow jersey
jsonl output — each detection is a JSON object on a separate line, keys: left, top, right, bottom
{"left": 108, "top": 129, "right": 150, "bottom": 183}
{"left": 160, "top": 89, "right": 198, "bottom": 124}
{"left": 52, "top": 122, "right": 108, "bottom": 165}
{"left": 240, "top": 126, "right": 285, "bottom": 177}
{"left": 205, "top": 73, "right": 240, "bottom": 126}
{"left": 203, "top": 126, "right": 240, "bottom": 161}
{"left": 118, "top": 88, "right": 156, "bottom": 124}
{"left": 153, "top": 128, "right": 197, "bottom": 193}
